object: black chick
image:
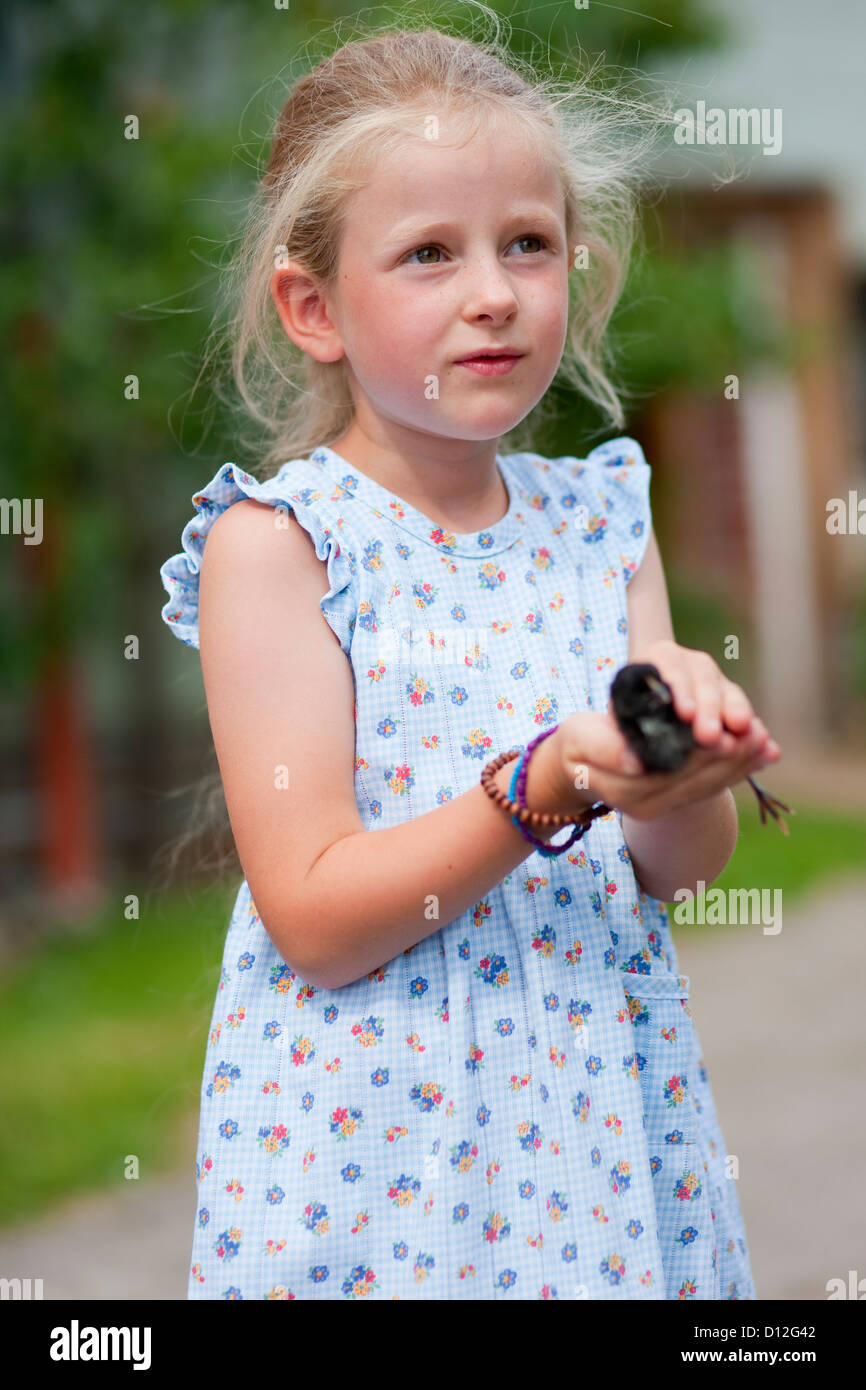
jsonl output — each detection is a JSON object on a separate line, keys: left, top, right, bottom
{"left": 609, "top": 663, "right": 793, "bottom": 833}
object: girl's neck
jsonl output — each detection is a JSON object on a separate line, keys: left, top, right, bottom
{"left": 326, "top": 434, "right": 509, "bottom": 534}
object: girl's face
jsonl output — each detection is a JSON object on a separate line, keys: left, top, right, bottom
{"left": 323, "top": 117, "right": 574, "bottom": 449}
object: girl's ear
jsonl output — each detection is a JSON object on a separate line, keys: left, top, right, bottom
{"left": 269, "top": 265, "right": 345, "bottom": 364}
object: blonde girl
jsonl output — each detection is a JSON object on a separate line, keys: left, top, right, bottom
{"left": 160, "top": 17, "right": 777, "bottom": 1300}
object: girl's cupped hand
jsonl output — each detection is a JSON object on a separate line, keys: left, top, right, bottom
{"left": 554, "top": 639, "right": 782, "bottom": 822}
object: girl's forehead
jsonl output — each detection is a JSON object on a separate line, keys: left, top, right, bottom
{"left": 348, "top": 119, "right": 562, "bottom": 215}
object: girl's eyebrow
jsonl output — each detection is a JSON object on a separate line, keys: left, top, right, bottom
{"left": 384, "top": 209, "right": 564, "bottom": 247}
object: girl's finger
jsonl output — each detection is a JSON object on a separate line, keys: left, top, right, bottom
{"left": 719, "top": 677, "right": 754, "bottom": 734}
{"left": 690, "top": 655, "right": 725, "bottom": 744}
{"left": 689, "top": 731, "right": 771, "bottom": 795}
{"left": 673, "top": 727, "right": 761, "bottom": 787}
{"left": 650, "top": 647, "right": 697, "bottom": 723}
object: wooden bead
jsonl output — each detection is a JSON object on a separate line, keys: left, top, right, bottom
{"left": 480, "top": 748, "right": 609, "bottom": 839}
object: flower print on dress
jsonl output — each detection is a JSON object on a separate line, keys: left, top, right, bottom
{"left": 474, "top": 954, "right": 509, "bottom": 987}
{"left": 411, "top": 581, "right": 438, "bottom": 610}
{"left": 214, "top": 1226, "right": 242, "bottom": 1261}
{"left": 664, "top": 1074, "right": 688, "bottom": 1107}
{"left": 674, "top": 1171, "right": 702, "bottom": 1202}
{"left": 162, "top": 439, "right": 756, "bottom": 1301}
{"left": 531, "top": 924, "right": 556, "bottom": 958}
{"left": 405, "top": 673, "right": 434, "bottom": 707}
{"left": 531, "top": 693, "right": 558, "bottom": 726}
{"left": 410, "top": 1079, "right": 444, "bottom": 1112}
{"left": 626, "top": 996, "right": 650, "bottom": 1026}
{"left": 388, "top": 1174, "right": 421, "bottom": 1207}
{"left": 623, "top": 1051, "right": 647, "bottom": 1081}
{"left": 300, "top": 1201, "right": 330, "bottom": 1236}
{"left": 546, "top": 1191, "right": 568, "bottom": 1222}
{"left": 567, "top": 998, "right": 592, "bottom": 1029}
{"left": 450, "top": 1140, "right": 479, "bottom": 1174}
{"left": 609, "top": 1160, "right": 632, "bottom": 1196}
{"left": 621, "top": 947, "right": 653, "bottom": 975}
{"left": 583, "top": 514, "right": 608, "bottom": 544}
{"left": 351, "top": 1015, "right": 385, "bottom": 1048}
{"left": 329, "top": 1106, "right": 363, "bottom": 1141}
{"left": 206, "top": 1062, "right": 241, "bottom": 1099}
{"left": 517, "top": 1120, "right": 543, "bottom": 1153}
{"left": 384, "top": 763, "right": 414, "bottom": 795}
{"left": 290, "top": 1036, "right": 315, "bottom": 1067}
{"left": 257, "top": 1123, "right": 290, "bottom": 1157}
{"left": 483, "top": 1211, "right": 511, "bottom": 1242}
{"left": 599, "top": 1252, "right": 625, "bottom": 1285}
{"left": 413, "top": 1253, "right": 435, "bottom": 1283}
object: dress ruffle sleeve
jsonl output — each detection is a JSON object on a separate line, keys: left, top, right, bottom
{"left": 571, "top": 435, "right": 653, "bottom": 585}
{"left": 159, "top": 461, "right": 356, "bottom": 654}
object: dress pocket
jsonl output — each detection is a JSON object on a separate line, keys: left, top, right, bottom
{"left": 622, "top": 970, "right": 711, "bottom": 1207}
{"left": 619, "top": 970, "right": 694, "bottom": 1122}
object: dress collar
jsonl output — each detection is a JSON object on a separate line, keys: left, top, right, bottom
{"left": 307, "top": 445, "right": 527, "bottom": 557}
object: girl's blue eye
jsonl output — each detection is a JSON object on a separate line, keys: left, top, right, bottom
{"left": 403, "top": 234, "right": 548, "bottom": 266}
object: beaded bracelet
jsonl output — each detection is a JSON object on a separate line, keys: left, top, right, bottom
{"left": 509, "top": 744, "right": 601, "bottom": 857}
{"left": 506, "top": 750, "right": 576, "bottom": 857}
{"left": 479, "top": 727, "right": 610, "bottom": 857}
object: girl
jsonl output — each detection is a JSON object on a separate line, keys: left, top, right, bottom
{"left": 160, "top": 23, "right": 779, "bottom": 1301}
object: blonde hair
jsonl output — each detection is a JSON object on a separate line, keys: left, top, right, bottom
{"left": 157, "top": 7, "right": 676, "bottom": 889}
{"left": 191, "top": 7, "right": 676, "bottom": 479}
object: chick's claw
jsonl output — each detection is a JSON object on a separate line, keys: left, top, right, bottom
{"left": 747, "top": 776, "right": 793, "bottom": 835}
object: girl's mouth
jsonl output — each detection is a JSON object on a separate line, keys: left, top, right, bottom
{"left": 456, "top": 355, "right": 524, "bottom": 376}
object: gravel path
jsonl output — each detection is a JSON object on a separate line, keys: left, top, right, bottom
{"left": 2, "top": 874, "right": 864, "bottom": 1301}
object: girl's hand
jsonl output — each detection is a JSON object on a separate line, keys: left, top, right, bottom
{"left": 550, "top": 641, "right": 782, "bottom": 822}
{"left": 628, "top": 638, "right": 781, "bottom": 754}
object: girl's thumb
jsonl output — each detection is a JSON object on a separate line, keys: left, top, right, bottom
{"left": 561, "top": 712, "right": 640, "bottom": 775}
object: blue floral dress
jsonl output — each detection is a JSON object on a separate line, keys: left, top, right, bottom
{"left": 159, "top": 436, "right": 756, "bottom": 1301}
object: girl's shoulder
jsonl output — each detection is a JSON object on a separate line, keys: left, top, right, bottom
{"left": 507, "top": 436, "right": 652, "bottom": 583}
{"left": 506, "top": 435, "right": 649, "bottom": 488}
{"left": 158, "top": 456, "right": 358, "bottom": 654}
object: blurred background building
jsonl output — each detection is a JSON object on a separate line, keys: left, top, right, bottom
{"left": 642, "top": 0, "right": 866, "bottom": 749}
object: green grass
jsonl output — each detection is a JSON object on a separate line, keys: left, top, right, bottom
{"left": 0, "top": 877, "right": 237, "bottom": 1228}
{"left": 2, "top": 801, "right": 866, "bottom": 1226}
{"left": 669, "top": 792, "right": 866, "bottom": 913}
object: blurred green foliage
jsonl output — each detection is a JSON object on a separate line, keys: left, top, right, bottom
{"left": 0, "top": 0, "right": 748, "bottom": 700}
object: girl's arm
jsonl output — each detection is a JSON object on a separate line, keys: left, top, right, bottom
{"left": 620, "top": 529, "right": 776, "bottom": 902}
{"left": 198, "top": 499, "right": 596, "bottom": 992}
